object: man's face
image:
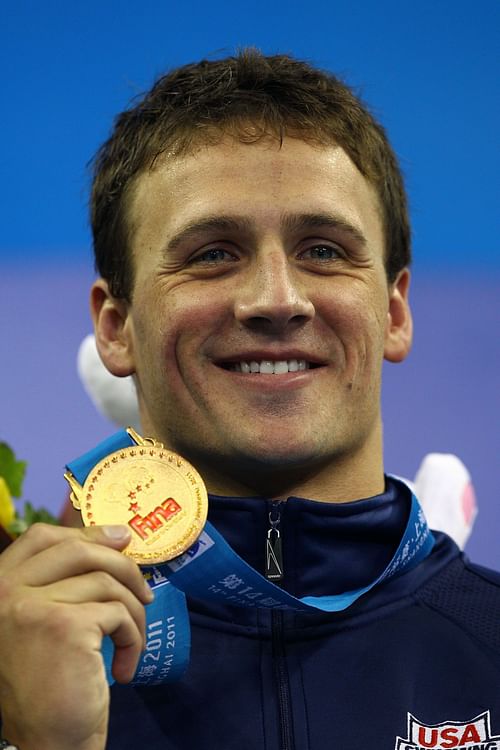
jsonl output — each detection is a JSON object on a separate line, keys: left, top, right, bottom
{"left": 94, "top": 136, "right": 411, "bottom": 498}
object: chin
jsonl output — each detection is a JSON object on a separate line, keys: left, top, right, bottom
{"left": 234, "top": 441, "right": 327, "bottom": 471}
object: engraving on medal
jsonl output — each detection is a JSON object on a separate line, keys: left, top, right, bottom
{"left": 129, "top": 497, "right": 182, "bottom": 540}
{"left": 64, "top": 431, "right": 208, "bottom": 564}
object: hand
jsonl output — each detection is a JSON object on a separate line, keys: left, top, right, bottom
{"left": 0, "top": 523, "right": 153, "bottom": 750}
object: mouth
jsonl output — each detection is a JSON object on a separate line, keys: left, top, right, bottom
{"left": 218, "top": 359, "right": 323, "bottom": 374}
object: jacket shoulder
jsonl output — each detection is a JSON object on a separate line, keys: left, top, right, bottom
{"left": 462, "top": 558, "right": 500, "bottom": 586}
{"left": 416, "top": 554, "right": 500, "bottom": 659}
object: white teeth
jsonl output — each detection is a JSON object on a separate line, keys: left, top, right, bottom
{"left": 230, "top": 359, "right": 310, "bottom": 374}
{"left": 260, "top": 360, "right": 275, "bottom": 374}
{"left": 274, "top": 360, "right": 289, "bottom": 375}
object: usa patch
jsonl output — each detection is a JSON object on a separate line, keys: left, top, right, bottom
{"left": 395, "top": 711, "right": 500, "bottom": 749}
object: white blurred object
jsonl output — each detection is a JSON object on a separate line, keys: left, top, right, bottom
{"left": 77, "top": 334, "right": 141, "bottom": 430}
{"left": 411, "top": 453, "right": 477, "bottom": 550}
{"left": 77, "top": 334, "right": 477, "bottom": 549}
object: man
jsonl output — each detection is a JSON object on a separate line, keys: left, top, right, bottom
{"left": 0, "top": 50, "right": 499, "bottom": 750}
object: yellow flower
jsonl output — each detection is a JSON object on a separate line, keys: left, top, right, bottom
{"left": 0, "top": 476, "right": 15, "bottom": 529}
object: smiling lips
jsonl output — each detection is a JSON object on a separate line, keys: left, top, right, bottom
{"left": 221, "top": 359, "right": 320, "bottom": 374}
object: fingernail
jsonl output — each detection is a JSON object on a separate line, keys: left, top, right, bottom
{"left": 102, "top": 525, "right": 131, "bottom": 540}
{"left": 144, "top": 580, "right": 154, "bottom": 600}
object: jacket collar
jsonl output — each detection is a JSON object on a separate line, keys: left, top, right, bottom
{"left": 207, "top": 476, "right": 410, "bottom": 599}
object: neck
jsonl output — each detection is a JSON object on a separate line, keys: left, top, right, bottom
{"left": 187, "top": 424, "right": 386, "bottom": 503}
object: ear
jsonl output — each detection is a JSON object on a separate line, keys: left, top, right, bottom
{"left": 383, "top": 268, "right": 413, "bottom": 363}
{"left": 90, "top": 279, "right": 136, "bottom": 377}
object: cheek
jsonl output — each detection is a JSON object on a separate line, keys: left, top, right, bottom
{"left": 135, "top": 285, "right": 229, "bottom": 372}
{"left": 322, "top": 283, "right": 386, "bottom": 339}
{"left": 320, "top": 285, "right": 388, "bottom": 373}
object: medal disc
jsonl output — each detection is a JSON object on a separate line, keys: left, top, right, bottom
{"left": 79, "top": 446, "right": 208, "bottom": 564}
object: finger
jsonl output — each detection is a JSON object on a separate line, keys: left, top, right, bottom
{"left": 43, "top": 572, "right": 148, "bottom": 647}
{"left": 1, "top": 597, "right": 143, "bottom": 686}
{"left": 91, "top": 600, "right": 144, "bottom": 683}
{"left": 0, "top": 523, "right": 132, "bottom": 571}
{"left": 15, "top": 538, "right": 152, "bottom": 604}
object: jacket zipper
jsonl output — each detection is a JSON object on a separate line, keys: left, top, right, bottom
{"left": 266, "top": 503, "right": 295, "bottom": 750}
{"left": 265, "top": 502, "right": 284, "bottom": 581}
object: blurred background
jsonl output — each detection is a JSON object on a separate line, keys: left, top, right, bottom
{"left": 1, "top": 0, "right": 499, "bottom": 566}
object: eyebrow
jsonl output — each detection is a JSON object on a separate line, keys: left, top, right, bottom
{"left": 281, "top": 212, "right": 367, "bottom": 248}
{"left": 164, "top": 216, "right": 253, "bottom": 255}
{"left": 163, "top": 211, "right": 367, "bottom": 255}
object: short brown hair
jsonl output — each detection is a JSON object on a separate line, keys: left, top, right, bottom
{"left": 91, "top": 49, "right": 410, "bottom": 299}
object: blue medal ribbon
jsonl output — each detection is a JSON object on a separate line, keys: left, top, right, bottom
{"left": 66, "top": 430, "right": 435, "bottom": 686}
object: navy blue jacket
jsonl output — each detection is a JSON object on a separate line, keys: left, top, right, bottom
{"left": 108, "top": 479, "right": 500, "bottom": 749}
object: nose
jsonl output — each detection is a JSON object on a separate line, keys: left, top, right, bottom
{"left": 234, "top": 248, "right": 315, "bottom": 332}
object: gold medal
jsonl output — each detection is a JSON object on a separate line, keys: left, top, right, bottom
{"left": 64, "top": 428, "right": 208, "bottom": 565}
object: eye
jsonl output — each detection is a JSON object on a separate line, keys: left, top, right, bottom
{"left": 300, "top": 244, "right": 341, "bottom": 262}
{"left": 189, "top": 247, "right": 237, "bottom": 265}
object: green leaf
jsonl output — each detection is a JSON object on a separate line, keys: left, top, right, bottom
{"left": 7, "top": 502, "right": 59, "bottom": 535}
{"left": 0, "top": 443, "right": 27, "bottom": 498}
{"left": 8, "top": 517, "right": 28, "bottom": 535}
{"left": 21, "top": 501, "right": 59, "bottom": 526}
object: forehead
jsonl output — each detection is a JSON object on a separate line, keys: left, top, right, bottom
{"left": 128, "top": 136, "right": 384, "bottom": 252}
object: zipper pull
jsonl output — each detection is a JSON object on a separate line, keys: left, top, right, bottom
{"left": 265, "top": 504, "right": 284, "bottom": 581}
